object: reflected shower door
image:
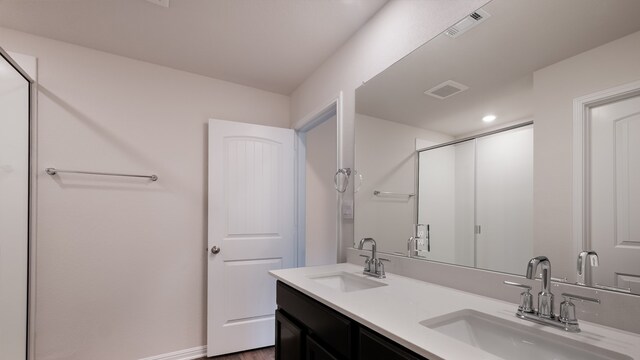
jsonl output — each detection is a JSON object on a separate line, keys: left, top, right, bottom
{"left": 475, "top": 125, "right": 533, "bottom": 274}
{"left": 418, "top": 140, "right": 475, "bottom": 265}
{"left": 0, "top": 49, "right": 30, "bottom": 360}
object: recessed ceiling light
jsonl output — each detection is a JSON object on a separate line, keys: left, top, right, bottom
{"left": 482, "top": 115, "right": 496, "bottom": 123}
{"left": 146, "top": 0, "right": 169, "bottom": 8}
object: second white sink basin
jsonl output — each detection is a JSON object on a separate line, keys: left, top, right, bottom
{"left": 420, "top": 309, "right": 631, "bottom": 360}
{"left": 308, "top": 271, "right": 387, "bottom": 292}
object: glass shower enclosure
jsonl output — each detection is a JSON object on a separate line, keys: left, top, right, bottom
{"left": 0, "top": 46, "right": 32, "bottom": 360}
{"left": 417, "top": 124, "right": 534, "bottom": 275}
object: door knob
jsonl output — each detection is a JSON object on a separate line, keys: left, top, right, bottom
{"left": 211, "top": 246, "right": 221, "bottom": 254}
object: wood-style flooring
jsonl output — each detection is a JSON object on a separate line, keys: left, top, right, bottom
{"left": 200, "top": 346, "right": 275, "bottom": 360}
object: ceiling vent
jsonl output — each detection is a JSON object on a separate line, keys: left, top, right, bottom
{"left": 444, "top": 9, "right": 490, "bottom": 38}
{"left": 424, "top": 80, "right": 469, "bottom": 99}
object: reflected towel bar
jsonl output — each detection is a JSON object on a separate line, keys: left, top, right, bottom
{"left": 45, "top": 167, "right": 158, "bottom": 181}
{"left": 373, "top": 190, "right": 415, "bottom": 197}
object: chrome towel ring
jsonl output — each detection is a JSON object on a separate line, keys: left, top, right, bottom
{"left": 333, "top": 168, "right": 351, "bottom": 193}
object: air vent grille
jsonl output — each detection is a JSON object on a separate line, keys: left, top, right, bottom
{"left": 470, "top": 12, "right": 483, "bottom": 20}
{"left": 424, "top": 80, "right": 469, "bottom": 100}
{"left": 445, "top": 9, "right": 491, "bottom": 38}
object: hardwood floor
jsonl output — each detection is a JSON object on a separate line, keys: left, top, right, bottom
{"left": 201, "top": 346, "right": 275, "bottom": 360}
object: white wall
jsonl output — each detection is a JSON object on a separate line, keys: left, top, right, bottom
{"left": 533, "top": 30, "right": 640, "bottom": 280}
{"left": 290, "top": 0, "right": 491, "bottom": 259}
{"left": 355, "top": 113, "right": 450, "bottom": 255}
{"left": 0, "top": 52, "right": 30, "bottom": 360}
{"left": 305, "top": 115, "right": 338, "bottom": 266}
{"left": 0, "top": 27, "right": 289, "bottom": 360}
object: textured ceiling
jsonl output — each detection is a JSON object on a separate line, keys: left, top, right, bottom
{"left": 356, "top": 0, "right": 640, "bottom": 137}
{"left": 0, "top": 0, "right": 388, "bottom": 94}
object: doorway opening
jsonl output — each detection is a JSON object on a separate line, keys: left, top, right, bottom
{"left": 295, "top": 93, "right": 344, "bottom": 267}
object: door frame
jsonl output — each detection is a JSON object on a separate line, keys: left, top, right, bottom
{"left": 572, "top": 79, "right": 640, "bottom": 256}
{"left": 293, "top": 91, "right": 344, "bottom": 266}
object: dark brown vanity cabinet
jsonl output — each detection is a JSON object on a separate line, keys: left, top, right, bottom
{"left": 358, "top": 328, "right": 422, "bottom": 360}
{"left": 306, "top": 336, "right": 339, "bottom": 360}
{"left": 275, "top": 281, "right": 427, "bottom": 360}
{"left": 275, "top": 310, "right": 305, "bottom": 360}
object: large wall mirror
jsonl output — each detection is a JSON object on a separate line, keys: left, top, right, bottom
{"left": 354, "top": 0, "right": 640, "bottom": 294}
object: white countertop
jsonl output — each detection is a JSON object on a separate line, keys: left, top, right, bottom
{"left": 270, "top": 263, "right": 640, "bottom": 360}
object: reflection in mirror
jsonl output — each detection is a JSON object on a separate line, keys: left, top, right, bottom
{"left": 417, "top": 124, "right": 533, "bottom": 275}
{"left": 354, "top": 0, "right": 640, "bottom": 294}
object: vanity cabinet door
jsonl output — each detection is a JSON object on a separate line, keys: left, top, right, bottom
{"left": 275, "top": 310, "right": 304, "bottom": 360}
{"left": 277, "top": 282, "right": 353, "bottom": 358}
{"left": 358, "top": 328, "right": 424, "bottom": 360}
{"left": 306, "top": 336, "right": 339, "bottom": 360}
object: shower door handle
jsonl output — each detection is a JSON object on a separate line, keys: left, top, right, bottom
{"left": 426, "top": 224, "right": 430, "bottom": 252}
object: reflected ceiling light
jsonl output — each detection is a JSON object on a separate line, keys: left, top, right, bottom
{"left": 146, "top": 0, "right": 169, "bottom": 8}
{"left": 482, "top": 115, "right": 496, "bottom": 123}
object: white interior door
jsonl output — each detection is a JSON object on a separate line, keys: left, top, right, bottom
{"left": 207, "top": 119, "right": 295, "bottom": 357}
{"left": 590, "top": 93, "right": 640, "bottom": 293}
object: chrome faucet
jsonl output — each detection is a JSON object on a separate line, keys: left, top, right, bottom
{"left": 358, "top": 237, "right": 389, "bottom": 278}
{"left": 359, "top": 237, "right": 377, "bottom": 260}
{"left": 526, "top": 256, "right": 554, "bottom": 318}
{"left": 505, "top": 255, "right": 600, "bottom": 332}
{"left": 577, "top": 251, "right": 599, "bottom": 286}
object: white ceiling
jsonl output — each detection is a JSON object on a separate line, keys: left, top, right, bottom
{"left": 356, "top": 0, "right": 640, "bottom": 137}
{"left": 0, "top": 0, "right": 388, "bottom": 94}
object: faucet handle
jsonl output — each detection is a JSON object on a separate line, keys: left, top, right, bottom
{"left": 561, "top": 293, "right": 600, "bottom": 304}
{"left": 559, "top": 293, "right": 600, "bottom": 328}
{"left": 359, "top": 254, "right": 371, "bottom": 272}
{"left": 378, "top": 258, "right": 390, "bottom": 277}
{"left": 504, "top": 281, "right": 534, "bottom": 313}
{"left": 503, "top": 281, "right": 532, "bottom": 290}
{"left": 594, "top": 283, "right": 631, "bottom": 293}
{"left": 407, "top": 237, "right": 415, "bottom": 257}
{"left": 535, "top": 275, "right": 568, "bottom": 283}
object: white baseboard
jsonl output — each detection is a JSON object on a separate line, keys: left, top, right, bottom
{"left": 139, "top": 346, "right": 206, "bottom": 360}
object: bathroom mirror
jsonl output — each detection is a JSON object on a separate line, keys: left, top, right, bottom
{"left": 354, "top": 0, "right": 640, "bottom": 294}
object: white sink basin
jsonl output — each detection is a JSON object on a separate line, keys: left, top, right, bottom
{"left": 308, "top": 271, "right": 387, "bottom": 292}
{"left": 420, "top": 309, "right": 631, "bottom": 360}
